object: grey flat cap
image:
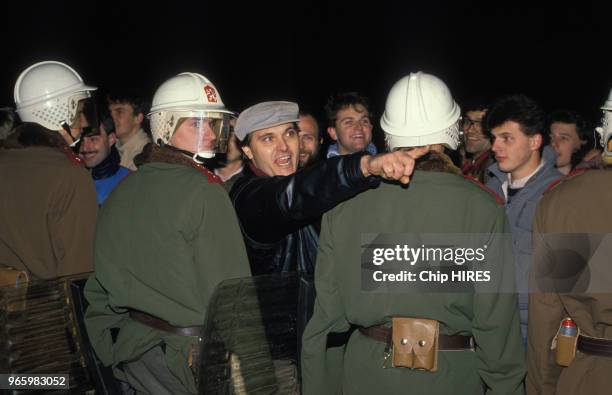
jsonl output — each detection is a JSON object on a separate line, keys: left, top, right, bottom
{"left": 234, "top": 101, "right": 300, "bottom": 141}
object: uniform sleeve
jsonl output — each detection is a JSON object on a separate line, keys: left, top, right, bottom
{"left": 301, "top": 211, "right": 350, "bottom": 395}
{"left": 195, "top": 183, "right": 252, "bottom": 296}
{"left": 526, "top": 204, "right": 564, "bottom": 395}
{"left": 84, "top": 273, "right": 127, "bottom": 366}
{"left": 472, "top": 206, "right": 526, "bottom": 394}
{"left": 50, "top": 168, "right": 97, "bottom": 278}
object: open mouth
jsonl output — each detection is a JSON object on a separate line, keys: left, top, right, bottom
{"left": 275, "top": 154, "right": 292, "bottom": 167}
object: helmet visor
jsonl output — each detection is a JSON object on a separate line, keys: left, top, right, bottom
{"left": 173, "top": 112, "right": 232, "bottom": 157}
{"left": 69, "top": 96, "right": 99, "bottom": 141}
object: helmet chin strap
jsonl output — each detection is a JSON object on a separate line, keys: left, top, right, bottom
{"left": 163, "top": 145, "right": 216, "bottom": 164}
{"left": 60, "top": 121, "right": 80, "bottom": 147}
{"left": 193, "top": 150, "right": 215, "bottom": 163}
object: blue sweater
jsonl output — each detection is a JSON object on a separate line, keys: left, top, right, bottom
{"left": 94, "top": 166, "right": 130, "bottom": 205}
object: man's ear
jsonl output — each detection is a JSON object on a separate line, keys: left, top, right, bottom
{"left": 530, "top": 133, "right": 543, "bottom": 151}
{"left": 136, "top": 112, "right": 144, "bottom": 125}
{"left": 109, "top": 132, "right": 117, "bottom": 146}
{"left": 327, "top": 126, "right": 338, "bottom": 142}
{"left": 241, "top": 145, "right": 254, "bottom": 160}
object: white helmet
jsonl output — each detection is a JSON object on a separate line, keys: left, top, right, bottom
{"left": 148, "top": 72, "right": 233, "bottom": 160}
{"left": 596, "top": 87, "right": 612, "bottom": 164}
{"left": 380, "top": 71, "right": 461, "bottom": 150}
{"left": 14, "top": 61, "right": 97, "bottom": 132}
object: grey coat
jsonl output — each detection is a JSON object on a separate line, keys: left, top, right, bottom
{"left": 485, "top": 148, "right": 562, "bottom": 340}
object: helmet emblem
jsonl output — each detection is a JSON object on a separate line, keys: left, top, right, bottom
{"left": 204, "top": 85, "right": 218, "bottom": 103}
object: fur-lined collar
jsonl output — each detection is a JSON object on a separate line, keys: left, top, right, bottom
{"left": 134, "top": 143, "right": 223, "bottom": 185}
{"left": 2, "top": 123, "right": 66, "bottom": 149}
{"left": 414, "top": 150, "right": 463, "bottom": 176}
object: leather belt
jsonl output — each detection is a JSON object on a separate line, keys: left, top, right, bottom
{"left": 129, "top": 310, "right": 204, "bottom": 338}
{"left": 359, "top": 325, "right": 474, "bottom": 351}
{"left": 578, "top": 335, "right": 612, "bottom": 357}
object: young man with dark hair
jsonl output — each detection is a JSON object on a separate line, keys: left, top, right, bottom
{"left": 107, "top": 90, "right": 151, "bottom": 170}
{"left": 547, "top": 109, "right": 594, "bottom": 174}
{"left": 485, "top": 94, "right": 562, "bottom": 344}
{"left": 324, "top": 92, "right": 377, "bottom": 158}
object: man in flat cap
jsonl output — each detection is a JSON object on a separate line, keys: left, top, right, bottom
{"left": 230, "top": 101, "right": 427, "bottom": 345}
{"left": 231, "top": 100, "right": 426, "bottom": 276}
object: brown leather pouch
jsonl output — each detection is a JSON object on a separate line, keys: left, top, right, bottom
{"left": 555, "top": 334, "right": 577, "bottom": 366}
{"left": 392, "top": 317, "right": 439, "bottom": 371}
{"left": 552, "top": 318, "right": 578, "bottom": 367}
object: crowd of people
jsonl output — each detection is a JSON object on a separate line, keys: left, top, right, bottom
{"left": 1, "top": 60, "right": 611, "bottom": 395}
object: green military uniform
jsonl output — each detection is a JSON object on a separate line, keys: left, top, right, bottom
{"left": 527, "top": 169, "right": 612, "bottom": 395}
{"left": 85, "top": 147, "right": 251, "bottom": 393}
{"left": 302, "top": 157, "right": 525, "bottom": 395}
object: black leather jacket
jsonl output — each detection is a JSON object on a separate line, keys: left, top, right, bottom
{"left": 230, "top": 152, "right": 379, "bottom": 276}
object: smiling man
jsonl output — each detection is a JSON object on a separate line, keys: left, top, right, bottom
{"left": 325, "top": 92, "right": 377, "bottom": 158}
{"left": 78, "top": 117, "right": 130, "bottom": 205}
{"left": 484, "top": 94, "right": 562, "bottom": 344}
{"left": 298, "top": 111, "right": 322, "bottom": 168}
{"left": 461, "top": 102, "right": 494, "bottom": 183}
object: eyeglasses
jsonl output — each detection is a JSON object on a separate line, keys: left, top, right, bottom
{"left": 462, "top": 118, "right": 483, "bottom": 129}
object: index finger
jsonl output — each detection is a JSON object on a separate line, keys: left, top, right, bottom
{"left": 406, "top": 146, "right": 430, "bottom": 159}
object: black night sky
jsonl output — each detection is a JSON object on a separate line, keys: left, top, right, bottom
{"left": 1, "top": 1, "right": 610, "bottom": 130}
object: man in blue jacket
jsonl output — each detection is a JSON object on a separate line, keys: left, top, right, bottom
{"left": 485, "top": 94, "right": 562, "bottom": 343}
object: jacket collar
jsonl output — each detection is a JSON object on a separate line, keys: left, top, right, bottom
{"left": 134, "top": 143, "right": 222, "bottom": 184}
{"left": 91, "top": 146, "right": 121, "bottom": 180}
{"left": 415, "top": 151, "right": 463, "bottom": 175}
{"left": 488, "top": 146, "right": 558, "bottom": 186}
{"left": 247, "top": 161, "right": 270, "bottom": 177}
{"left": 116, "top": 128, "right": 149, "bottom": 153}
{"left": 3, "top": 123, "right": 67, "bottom": 149}
{"left": 326, "top": 142, "right": 377, "bottom": 158}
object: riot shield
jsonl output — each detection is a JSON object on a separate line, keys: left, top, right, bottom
{"left": 198, "top": 273, "right": 300, "bottom": 394}
{"left": 0, "top": 274, "right": 121, "bottom": 394}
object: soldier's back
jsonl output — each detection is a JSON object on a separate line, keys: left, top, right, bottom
{"left": 303, "top": 170, "right": 525, "bottom": 395}
{"left": 0, "top": 145, "right": 96, "bottom": 279}
{"left": 528, "top": 169, "right": 612, "bottom": 395}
